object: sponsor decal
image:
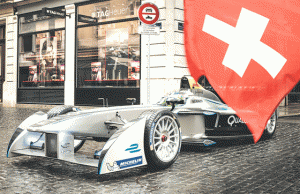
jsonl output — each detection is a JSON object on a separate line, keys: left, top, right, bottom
{"left": 106, "top": 162, "right": 120, "bottom": 171}
{"left": 125, "top": 144, "right": 141, "bottom": 153}
{"left": 107, "top": 156, "right": 143, "bottom": 171}
{"left": 227, "top": 115, "right": 246, "bottom": 126}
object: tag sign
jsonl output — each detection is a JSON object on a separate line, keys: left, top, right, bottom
{"left": 78, "top": 14, "right": 97, "bottom": 24}
{"left": 42, "top": 7, "right": 66, "bottom": 18}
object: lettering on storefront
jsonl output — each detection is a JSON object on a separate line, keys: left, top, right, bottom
{"left": 42, "top": 7, "right": 66, "bottom": 18}
{"left": 94, "top": 7, "right": 130, "bottom": 18}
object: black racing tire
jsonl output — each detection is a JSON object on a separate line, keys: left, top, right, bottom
{"left": 47, "top": 105, "right": 85, "bottom": 152}
{"left": 144, "top": 110, "right": 181, "bottom": 170}
{"left": 261, "top": 111, "right": 277, "bottom": 140}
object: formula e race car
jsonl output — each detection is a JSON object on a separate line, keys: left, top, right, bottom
{"left": 7, "top": 77, "right": 277, "bottom": 175}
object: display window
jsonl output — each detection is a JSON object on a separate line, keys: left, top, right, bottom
{"left": 18, "top": 11, "right": 65, "bottom": 88}
{"left": 77, "top": 0, "right": 140, "bottom": 88}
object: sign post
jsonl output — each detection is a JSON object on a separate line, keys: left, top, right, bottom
{"left": 138, "top": 3, "right": 160, "bottom": 104}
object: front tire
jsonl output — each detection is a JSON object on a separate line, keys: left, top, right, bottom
{"left": 144, "top": 110, "right": 181, "bottom": 170}
{"left": 262, "top": 111, "right": 277, "bottom": 140}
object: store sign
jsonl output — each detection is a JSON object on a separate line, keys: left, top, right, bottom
{"left": 42, "top": 7, "right": 66, "bottom": 18}
{"left": 78, "top": 14, "right": 97, "bottom": 24}
{"left": 94, "top": 7, "right": 130, "bottom": 18}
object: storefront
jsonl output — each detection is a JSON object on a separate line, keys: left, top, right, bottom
{"left": 75, "top": 0, "right": 141, "bottom": 106}
{"left": 1, "top": 0, "right": 298, "bottom": 107}
{"left": 17, "top": 8, "right": 66, "bottom": 103}
{"left": 16, "top": 0, "right": 141, "bottom": 106}
{"left": 1, "top": 0, "right": 188, "bottom": 107}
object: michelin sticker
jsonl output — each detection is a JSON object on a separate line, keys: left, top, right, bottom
{"left": 107, "top": 156, "right": 143, "bottom": 172}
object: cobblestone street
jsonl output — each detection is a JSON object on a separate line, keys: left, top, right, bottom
{"left": 1, "top": 106, "right": 300, "bottom": 193}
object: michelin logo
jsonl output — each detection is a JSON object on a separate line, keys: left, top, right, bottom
{"left": 117, "top": 156, "right": 143, "bottom": 169}
{"left": 107, "top": 156, "right": 143, "bottom": 172}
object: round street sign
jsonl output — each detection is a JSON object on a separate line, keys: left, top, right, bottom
{"left": 138, "top": 3, "right": 160, "bottom": 25}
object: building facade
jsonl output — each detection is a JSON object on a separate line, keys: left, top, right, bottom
{"left": 0, "top": 0, "right": 188, "bottom": 107}
{"left": 0, "top": 0, "right": 292, "bottom": 107}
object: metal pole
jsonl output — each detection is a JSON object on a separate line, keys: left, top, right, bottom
{"left": 147, "top": 34, "right": 150, "bottom": 104}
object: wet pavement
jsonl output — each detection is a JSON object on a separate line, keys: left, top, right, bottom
{"left": 1, "top": 105, "right": 300, "bottom": 193}
{"left": 278, "top": 103, "right": 300, "bottom": 117}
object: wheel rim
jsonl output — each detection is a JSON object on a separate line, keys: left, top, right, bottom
{"left": 266, "top": 112, "right": 276, "bottom": 134}
{"left": 152, "top": 115, "right": 180, "bottom": 162}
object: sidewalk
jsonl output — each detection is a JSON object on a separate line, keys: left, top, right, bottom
{"left": 278, "top": 103, "right": 300, "bottom": 117}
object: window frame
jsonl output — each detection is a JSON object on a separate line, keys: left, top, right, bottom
{"left": 75, "top": 0, "right": 141, "bottom": 89}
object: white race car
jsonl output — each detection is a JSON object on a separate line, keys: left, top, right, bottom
{"left": 7, "top": 77, "right": 277, "bottom": 174}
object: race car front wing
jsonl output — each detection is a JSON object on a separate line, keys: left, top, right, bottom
{"left": 7, "top": 116, "right": 148, "bottom": 175}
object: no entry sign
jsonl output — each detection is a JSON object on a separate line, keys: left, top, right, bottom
{"left": 138, "top": 3, "right": 160, "bottom": 25}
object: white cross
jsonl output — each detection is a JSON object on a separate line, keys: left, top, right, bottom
{"left": 202, "top": 8, "right": 287, "bottom": 78}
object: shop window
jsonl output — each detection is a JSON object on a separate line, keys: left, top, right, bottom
{"left": 19, "top": 30, "right": 65, "bottom": 88}
{"left": 77, "top": 20, "right": 140, "bottom": 88}
{"left": 77, "top": 0, "right": 140, "bottom": 88}
{"left": 18, "top": 9, "right": 65, "bottom": 89}
{"left": 19, "top": 12, "right": 65, "bottom": 34}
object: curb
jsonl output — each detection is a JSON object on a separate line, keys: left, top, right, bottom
{"left": 278, "top": 113, "right": 300, "bottom": 118}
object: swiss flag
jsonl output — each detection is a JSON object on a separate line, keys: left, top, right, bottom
{"left": 184, "top": 0, "right": 300, "bottom": 142}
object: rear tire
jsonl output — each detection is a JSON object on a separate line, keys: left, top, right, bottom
{"left": 47, "top": 105, "right": 85, "bottom": 152}
{"left": 144, "top": 110, "right": 181, "bottom": 170}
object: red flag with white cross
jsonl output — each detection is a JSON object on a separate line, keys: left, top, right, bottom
{"left": 184, "top": 0, "right": 300, "bottom": 142}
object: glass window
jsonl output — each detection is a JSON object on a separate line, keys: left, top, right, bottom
{"left": 19, "top": 12, "right": 65, "bottom": 34}
{"left": 78, "top": 0, "right": 140, "bottom": 26}
{"left": 19, "top": 30, "right": 65, "bottom": 88}
{"left": 77, "top": 19, "right": 140, "bottom": 88}
{"left": 18, "top": 10, "right": 65, "bottom": 88}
